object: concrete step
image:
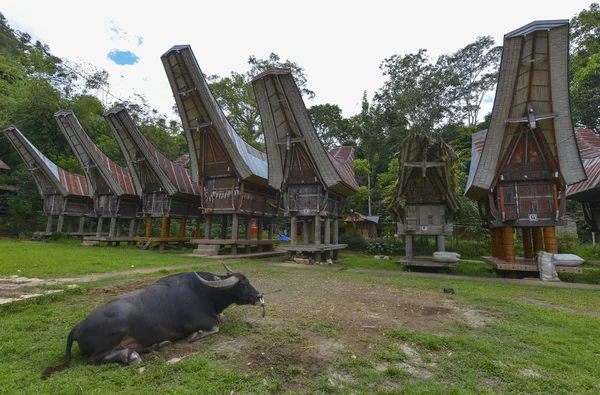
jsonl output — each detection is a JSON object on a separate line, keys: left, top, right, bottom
{"left": 192, "top": 245, "right": 220, "bottom": 256}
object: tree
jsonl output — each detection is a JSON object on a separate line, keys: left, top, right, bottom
{"left": 307, "top": 104, "right": 355, "bottom": 150}
{"left": 570, "top": 3, "right": 600, "bottom": 132}
{"left": 440, "top": 36, "right": 502, "bottom": 126}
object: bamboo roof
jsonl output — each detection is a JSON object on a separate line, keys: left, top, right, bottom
{"left": 103, "top": 107, "right": 200, "bottom": 199}
{"left": 393, "top": 133, "right": 460, "bottom": 212}
{"left": 3, "top": 126, "right": 90, "bottom": 198}
{"left": 466, "top": 20, "right": 586, "bottom": 200}
{"left": 55, "top": 110, "right": 138, "bottom": 198}
{"left": 567, "top": 129, "right": 600, "bottom": 199}
{"left": 161, "top": 45, "right": 268, "bottom": 185}
{"left": 252, "top": 68, "right": 358, "bottom": 197}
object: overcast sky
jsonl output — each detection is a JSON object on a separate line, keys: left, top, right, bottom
{"left": 2, "top": 1, "right": 594, "bottom": 123}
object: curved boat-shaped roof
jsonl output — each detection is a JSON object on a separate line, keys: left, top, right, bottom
{"left": 103, "top": 107, "right": 200, "bottom": 199}
{"left": 252, "top": 68, "right": 358, "bottom": 197}
{"left": 55, "top": 110, "right": 138, "bottom": 197}
{"left": 161, "top": 45, "right": 268, "bottom": 185}
{"left": 466, "top": 20, "right": 585, "bottom": 199}
{"left": 3, "top": 126, "right": 90, "bottom": 197}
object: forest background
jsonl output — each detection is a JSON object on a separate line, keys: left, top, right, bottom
{"left": 0, "top": 4, "right": 598, "bottom": 243}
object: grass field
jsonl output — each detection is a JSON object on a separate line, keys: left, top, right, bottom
{"left": 1, "top": 238, "right": 600, "bottom": 394}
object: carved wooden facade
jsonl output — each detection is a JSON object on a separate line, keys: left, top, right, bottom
{"left": 392, "top": 134, "right": 460, "bottom": 262}
{"left": 567, "top": 129, "right": 600, "bottom": 231}
{"left": 3, "top": 126, "right": 95, "bottom": 237}
{"left": 466, "top": 20, "right": 586, "bottom": 270}
{"left": 104, "top": 107, "right": 202, "bottom": 249}
{"left": 55, "top": 110, "right": 142, "bottom": 245}
{"left": 252, "top": 68, "right": 358, "bottom": 261}
{"left": 161, "top": 45, "right": 280, "bottom": 255}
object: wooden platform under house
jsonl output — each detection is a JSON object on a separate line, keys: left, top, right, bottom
{"left": 392, "top": 133, "right": 460, "bottom": 267}
{"left": 567, "top": 129, "right": 600, "bottom": 232}
{"left": 465, "top": 20, "right": 587, "bottom": 274}
{"left": 3, "top": 126, "right": 96, "bottom": 240}
{"left": 252, "top": 68, "right": 358, "bottom": 261}
{"left": 55, "top": 110, "right": 142, "bottom": 246}
{"left": 103, "top": 107, "right": 202, "bottom": 250}
{"left": 161, "top": 45, "right": 280, "bottom": 256}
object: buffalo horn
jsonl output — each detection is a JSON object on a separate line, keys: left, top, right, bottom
{"left": 222, "top": 262, "right": 234, "bottom": 276}
{"left": 195, "top": 272, "right": 239, "bottom": 289}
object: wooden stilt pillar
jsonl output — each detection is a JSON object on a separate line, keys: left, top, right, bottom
{"left": 195, "top": 218, "right": 202, "bottom": 238}
{"left": 290, "top": 215, "right": 297, "bottom": 246}
{"left": 220, "top": 216, "right": 228, "bottom": 239}
{"left": 57, "top": 215, "right": 65, "bottom": 233}
{"left": 178, "top": 218, "right": 187, "bottom": 248}
{"left": 496, "top": 228, "right": 505, "bottom": 260}
{"left": 522, "top": 228, "right": 534, "bottom": 259}
{"left": 436, "top": 235, "right": 445, "bottom": 252}
{"left": 502, "top": 226, "right": 516, "bottom": 263}
{"left": 544, "top": 226, "right": 558, "bottom": 254}
{"left": 67, "top": 217, "right": 74, "bottom": 234}
{"left": 324, "top": 218, "right": 331, "bottom": 246}
{"left": 231, "top": 214, "right": 239, "bottom": 255}
{"left": 314, "top": 215, "right": 321, "bottom": 246}
{"left": 96, "top": 217, "right": 104, "bottom": 238}
{"left": 160, "top": 217, "right": 170, "bottom": 251}
{"left": 405, "top": 234, "right": 414, "bottom": 261}
{"left": 532, "top": 227, "right": 544, "bottom": 258}
{"left": 78, "top": 217, "right": 85, "bottom": 234}
{"left": 245, "top": 216, "right": 252, "bottom": 254}
{"left": 204, "top": 215, "right": 213, "bottom": 240}
{"left": 145, "top": 217, "right": 153, "bottom": 237}
{"left": 303, "top": 218, "right": 309, "bottom": 245}
{"left": 333, "top": 218, "right": 339, "bottom": 260}
{"left": 109, "top": 217, "right": 117, "bottom": 238}
{"left": 128, "top": 219, "right": 137, "bottom": 245}
{"left": 46, "top": 215, "right": 53, "bottom": 233}
{"left": 257, "top": 217, "right": 263, "bottom": 252}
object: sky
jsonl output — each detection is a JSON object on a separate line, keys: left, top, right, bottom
{"left": 1, "top": 1, "right": 595, "bottom": 124}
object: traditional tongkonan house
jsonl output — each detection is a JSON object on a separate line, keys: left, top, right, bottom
{"left": 252, "top": 68, "right": 358, "bottom": 261}
{"left": 3, "top": 126, "right": 95, "bottom": 239}
{"left": 161, "top": 45, "right": 280, "bottom": 256}
{"left": 54, "top": 110, "right": 142, "bottom": 246}
{"left": 103, "top": 107, "right": 202, "bottom": 250}
{"left": 392, "top": 133, "right": 460, "bottom": 267}
{"left": 567, "top": 129, "right": 600, "bottom": 232}
{"left": 465, "top": 20, "right": 587, "bottom": 273}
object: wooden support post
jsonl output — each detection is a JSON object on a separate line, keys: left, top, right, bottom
{"left": 109, "top": 217, "right": 117, "bottom": 238}
{"left": 325, "top": 217, "right": 331, "bottom": 246}
{"left": 96, "top": 217, "right": 104, "bottom": 238}
{"left": 67, "top": 217, "right": 74, "bottom": 234}
{"left": 496, "top": 228, "right": 505, "bottom": 260}
{"left": 257, "top": 217, "right": 263, "bottom": 253}
{"left": 490, "top": 228, "right": 498, "bottom": 258}
{"left": 543, "top": 226, "right": 558, "bottom": 254}
{"left": 160, "top": 217, "right": 170, "bottom": 251}
{"left": 231, "top": 214, "right": 239, "bottom": 255}
{"left": 145, "top": 217, "right": 153, "bottom": 237}
{"left": 57, "top": 215, "right": 65, "bottom": 233}
{"left": 220, "top": 215, "right": 228, "bottom": 239}
{"left": 195, "top": 218, "right": 202, "bottom": 238}
{"left": 503, "top": 226, "right": 516, "bottom": 263}
{"left": 245, "top": 216, "right": 252, "bottom": 254}
{"left": 178, "top": 218, "right": 187, "bottom": 248}
{"left": 303, "top": 218, "right": 309, "bottom": 245}
{"left": 46, "top": 215, "right": 53, "bottom": 233}
{"left": 290, "top": 215, "right": 297, "bottom": 246}
{"left": 205, "top": 215, "right": 213, "bottom": 240}
{"left": 405, "top": 234, "right": 414, "bottom": 261}
{"left": 436, "top": 235, "right": 445, "bottom": 252}
{"left": 128, "top": 219, "right": 137, "bottom": 240}
{"left": 522, "top": 228, "right": 534, "bottom": 259}
{"left": 315, "top": 250, "right": 322, "bottom": 262}
{"left": 78, "top": 217, "right": 85, "bottom": 234}
{"left": 333, "top": 218, "right": 339, "bottom": 260}
{"left": 314, "top": 215, "right": 321, "bottom": 246}
{"left": 532, "top": 227, "right": 544, "bottom": 258}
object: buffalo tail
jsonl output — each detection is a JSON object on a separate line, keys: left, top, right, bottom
{"left": 41, "top": 325, "right": 77, "bottom": 379}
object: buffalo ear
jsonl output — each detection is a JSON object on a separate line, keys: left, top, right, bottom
{"left": 222, "top": 262, "right": 234, "bottom": 276}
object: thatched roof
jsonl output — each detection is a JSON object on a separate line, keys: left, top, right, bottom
{"left": 103, "top": 107, "right": 200, "bottom": 199}
{"left": 252, "top": 68, "right": 358, "bottom": 197}
{"left": 392, "top": 133, "right": 460, "bottom": 214}
{"left": 161, "top": 45, "right": 268, "bottom": 185}
{"left": 55, "top": 110, "right": 138, "bottom": 198}
{"left": 466, "top": 20, "right": 585, "bottom": 200}
{"left": 3, "top": 126, "right": 90, "bottom": 198}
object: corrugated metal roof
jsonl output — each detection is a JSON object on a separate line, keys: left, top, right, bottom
{"left": 174, "top": 154, "right": 190, "bottom": 167}
{"left": 567, "top": 156, "right": 600, "bottom": 197}
{"left": 465, "top": 129, "right": 487, "bottom": 193}
{"left": 575, "top": 128, "right": 600, "bottom": 159}
{"left": 329, "top": 146, "right": 359, "bottom": 192}
{"left": 0, "top": 158, "right": 9, "bottom": 170}
{"left": 55, "top": 110, "right": 138, "bottom": 197}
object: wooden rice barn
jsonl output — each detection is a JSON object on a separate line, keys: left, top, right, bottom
{"left": 3, "top": 126, "right": 95, "bottom": 239}
{"left": 392, "top": 133, "right": 460, "bottom": 267}
{"left": 54, "top": 110, "right": 142, "bottom": 246}
{"left": 252, "top": 68, "right": 358, "bottom": 261}
{"left": 103, "top": 107, "right": 202, "bottom": 250}
{"left": 567, "top": 129, "right": 600, "bottom": 232}
{"left": 161, "top": 45, "right": 280, "bottom": 256}
{"left": 465, "top": 20, "right": 586, "bottom": 274}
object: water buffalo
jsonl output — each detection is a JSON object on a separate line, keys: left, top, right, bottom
{"left": 43, "top": 264, "right": 263, "bottom": 377}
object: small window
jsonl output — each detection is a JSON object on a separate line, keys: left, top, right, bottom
{"left": 504, "top": 191, "right": 514, "bottom": 204}
{"left": 428, "top": 215, "right": 434, "bottom": 225}
{"left": 531, "top": 201, "right": 538, "bottom": 212}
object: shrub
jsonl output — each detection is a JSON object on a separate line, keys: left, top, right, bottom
{"left": 366, "top": 238, "right": 404, "bottom": 255}
{"left": 340, "top": 234, "right": 368, "bottom": 251}
{"left": 556, "top": 231, "right": 581, "bottom": 253}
